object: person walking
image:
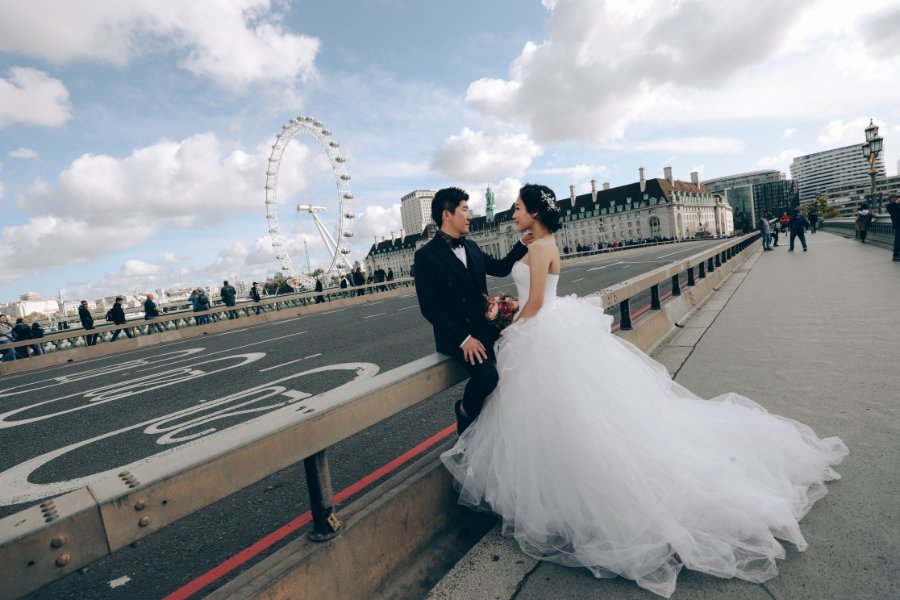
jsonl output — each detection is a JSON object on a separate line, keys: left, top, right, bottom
{"left": 856, "top": 203, "right": 874, "bottom": 243}
{"left": 78, "top": 300, "right": 99, "bottom": 346}
{"left": 314, "top": 278, "right": 325, "bottom": 303}
{"left": 771, "top": 218, "right": 780, "bottom": 247}
{"left": 220, "top": 280, "right": 238, "bottom": 318}
{"left": 788, "top": 209, "right": 808, "bottom": 252}
{"left": 353, "top": 267, "right": 365, "bottom": 296}
{"left": 144, "top": 293, "right": 167, "bottom": 333}
{"left": 759, "top": 213, "right": 771, "bottom": 251}
{"left": 808, "top": 211, "right": 819, "bottom": 234}
{"left": 108, "top": 296, "right": 134, "bottom": 340}
{"left": 250, "top": 282, "right": 263, "bottom": 314}
{"left": 779, "top": 211, "right": 790, "bottom": 233}
{"left": 886, "top": 195, "right": 900, "bottom": 261}
{"left": 340, "top": 274, "right": 349, "bottom": 298}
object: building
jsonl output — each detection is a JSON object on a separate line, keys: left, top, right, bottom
{"left": 366, "top": 168, "right": 734, "bottom": 276}
{"left": 821, "top": 174, "right": 900, "bottom": 215}
{"left": 790, "top": 144, "right": 886, "bottom": 205}
{"left": 400, "top": 190, "right": 435, "bottom": 237}
{"left": 704, "top": 171, "right": 799, "bottom": 232}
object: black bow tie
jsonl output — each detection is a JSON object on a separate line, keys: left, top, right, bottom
{"left": 443, "top": 234, "right": 466, "bottom": 249}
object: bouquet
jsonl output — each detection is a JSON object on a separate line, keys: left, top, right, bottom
{"left": 485, "top": 292, "right": 519, "bottom": 331}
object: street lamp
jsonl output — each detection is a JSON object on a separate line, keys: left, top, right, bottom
{"left": 862, "top": 119, "right": 884, "bottom": 213}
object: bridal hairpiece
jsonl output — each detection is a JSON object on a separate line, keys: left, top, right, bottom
{"left": 540, "top": 189, "right": 560, "bottom": 212}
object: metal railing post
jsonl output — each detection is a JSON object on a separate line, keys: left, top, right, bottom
{"left": 304, "top": 451, "right": 343, "bottom": 541}
{"left": 687, "top": 267, "right": 695, "bottom": 286}
{"left": 698, "top": 262, "right": 706, "bottom": 278}
{"left": 671, "top": 274, "right": 681, "bottom": 296}
{"left": 619, "top": 299, "right": 633, "bottom": 330}
{"left": 650, "top": 284, "right": 661, "bottom": 310}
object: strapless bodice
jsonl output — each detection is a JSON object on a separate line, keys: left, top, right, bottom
{"left": 512, "top": 260, "right": 559, "bottom": 307}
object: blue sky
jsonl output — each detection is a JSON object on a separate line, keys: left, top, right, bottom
{"left": 1, "top": 0, "right": 899, "bottom": 301}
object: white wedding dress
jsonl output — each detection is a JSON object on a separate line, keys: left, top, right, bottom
{"left": 441, "top": 261, "right": 848, "bottom": 598}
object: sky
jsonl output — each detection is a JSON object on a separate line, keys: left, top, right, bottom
{"left": 1, "top": 0, "right": 899, "bottom": 302}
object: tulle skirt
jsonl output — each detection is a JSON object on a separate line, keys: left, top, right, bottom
{"left": 441, "top": 295, "right": 848, "bottom": 598}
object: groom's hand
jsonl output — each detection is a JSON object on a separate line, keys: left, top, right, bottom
{"left": 461, "top": 337, "right": 488, "bottom": 365}
{"left": 521, "top": 231, "right": 535, "bottom": 245}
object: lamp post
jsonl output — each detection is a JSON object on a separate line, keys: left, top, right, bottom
{"left": 862, "top": 119, "right": 884, "bottom": 213}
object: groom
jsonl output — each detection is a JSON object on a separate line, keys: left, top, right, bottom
{"left": 414, "top": 187, "right": 530, "bottom": 434}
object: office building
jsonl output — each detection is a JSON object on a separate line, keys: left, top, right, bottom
{"left": 400, "top": 190, "right": 435, "bottom": 236}
{"left": 790, "top": 144, "right": 885, "bottom": 205}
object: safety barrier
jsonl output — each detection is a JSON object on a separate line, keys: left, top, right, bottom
{"left": 0, "top": 279, "right": 414, "bottom": 375}
{"left": 820, "top": 216, "right": 894, "bottom": 244}
{"left": 0, "top": 233, "right": 760, "bottom": 598}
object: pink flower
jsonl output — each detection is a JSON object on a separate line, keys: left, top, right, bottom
{"left": 487, "top": 303, "right": 500, "bottom": 320}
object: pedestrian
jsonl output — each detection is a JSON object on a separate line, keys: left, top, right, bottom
{"left": 12, "top": 318, "right": 31, "bottom": 358}
{"left": 808, "top": 211, "right": 819, "bottom": 234}
{"left": 144, "top": 293, "right": 166, "bottom": 333}
{"left": 108, "top": 296, "right": 135, "bottom": 340}
{"left": 250, "top": 282, "right": 262, "bottom": 314}
{"left": 195, "top": 288, "right": 211, "bottom": 324}
{"left": 886, "top": 195, "right": 900, "bottom": 262}
{"left": 78, "top": 300, "right": 99, "bottom": 346}
{"left": 779, "top": 211, "right": 790, "bottom": 233}
{"left": 340, "top": 274, "right": 350, "bottom": 298}
{"left": 314, "top": 278, "right": 325, "bottom": 303}
{"left": 759, "top": 213, "right": 771, "bottom": 251}
{"left": 856, "top": 203, "right": 874, "bottom": 243}
{"left": 353, "top": 267, "right": 365, "bottom": 296}
{"left": 30, "top": 321, "right": 45, "bottom": 356}
{"left": 220, "top": 280, "right": 238, "bottom": 318}
{"left": 0, "top": 314, "right": 16, "bottom": 362}
{"left": 387, "top": 267, "right": 395, "bottom": 289}
{"left": 788, "top": 209, "right": 808, "bottom": 252}
{"left": 771, "top": 219, "right": 780, "bottom": 247}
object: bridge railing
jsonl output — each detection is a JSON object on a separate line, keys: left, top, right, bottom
{"left": 0, "top": 233, "right": 760, "bottom": 598}
{"left": 0, "top": 279, "right": 415, "bottom": 357}
{"left": 820, "top": 216, "right": 894, "bottom": 244}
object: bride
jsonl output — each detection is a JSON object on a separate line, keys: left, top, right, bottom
{"left": 440, "top": 183, "right": 848, "bottom": 598}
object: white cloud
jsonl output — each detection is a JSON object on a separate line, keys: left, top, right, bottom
{"left": 9, "top": 147, "right": 39, "bottom": 159}
{"left": 0, "top": 131, "right": 330, "bottom": 282}
{"left": 0, "top": 1, "right": 319, "bottom": 91}
{"left": 0, "top": 68, "right": 72, "bottom": 128}
{"left": 465, "top": 0, "right": 900, "bottom": 144}
{"left": 161, "top": 252, "right": 182, "bottom": 265}
{"left": 817, "top": 117, "right": 879, "bottom": 147}
{"left": 432, "top": 128, "right": 542, "bottom": 182}
{"left": 534, "top": 163, "right": 612, "bottom": 183}
{"left": 758, "top": 148, "right": 805, "bottom": 170}
{"left": 354, "top": 203, "right": 402, "bottom": 246}
{"left": 784, "top": 128, "right": 798, "bottom": 138}
{"left": 122, "top": 259, "right": 161, "bottom": 278}
{"left": 633, "top": 137, "right": 744, "bottom": 154}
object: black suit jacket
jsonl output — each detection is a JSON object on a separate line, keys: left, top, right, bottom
{"left": 414, "top": 236, "right": 527, "bottom": 355}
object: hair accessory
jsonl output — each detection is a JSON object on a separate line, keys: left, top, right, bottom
{"left": 540, "top": 189, "right": 560, "bottom": 212}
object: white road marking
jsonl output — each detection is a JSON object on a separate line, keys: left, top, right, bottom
{"left": 108, "top": 576, "right": 131, "bottom": 589}
{"left": 135, "top": 332, "right": 307, "bottom": 373}
{"left": 364, "top": 313, "right": 386, "bottom": 319}
{"left": 260, "top": 354, "right": 321, "bottom": 373}
{"left": 319, "top": 309, "right": 346, "bottom": 315}
{"left": 587, "top": 262, "right": 622, "bottom": 271}
{"left": 398, "top": 305, "right": 418, "bottom": 311}
{"left": 216, "top": 328, "right": 250, "bottom": 335}
{"left": 572, "top": 277, "right": 585, "bottom": 282}
{"left": 304, "top": 353, "right": 322, "bottom": 359}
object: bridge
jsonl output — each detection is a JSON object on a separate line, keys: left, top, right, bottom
{"left": 0, "top": 232, "right": 896, "bottom": 599}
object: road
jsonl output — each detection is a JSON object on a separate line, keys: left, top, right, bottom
{"left": 1, "top": 240, "right": 725, "bottom": 599}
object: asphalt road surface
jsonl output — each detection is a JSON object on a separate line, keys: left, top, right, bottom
{"left": 1, "top": 240, "right": 725, "bottom": 599}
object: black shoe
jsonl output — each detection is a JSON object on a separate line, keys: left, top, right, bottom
{"left": 454, "top": 400, "right": 473, "bottom": 435}
{"left": 803, "top": 248, "right": 807, "bottom": 252}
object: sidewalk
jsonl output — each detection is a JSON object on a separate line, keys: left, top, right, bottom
{"left": 428, "top": 231, "right": 899, "bottom": 600}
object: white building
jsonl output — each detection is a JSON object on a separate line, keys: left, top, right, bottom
{"left": 366, "top": 168, "right": 733, "bottom": 276}
{"left": 400, "top": 190, "right": 435, "bottom": 237}
{"left": 791, "top": 144, "right": 886, "bottom": 205}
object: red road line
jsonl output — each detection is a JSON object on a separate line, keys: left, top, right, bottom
{"left": 163, "top": 424, "right": 456, "bottom": 600}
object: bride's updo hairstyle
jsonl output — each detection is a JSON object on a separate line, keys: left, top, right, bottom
{"left": 519, "top": 184, "right": 562, "bottom": 233}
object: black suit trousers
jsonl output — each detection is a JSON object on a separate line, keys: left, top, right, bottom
{"left": 455, "top": 347, "right": 499, "bottom": 420}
